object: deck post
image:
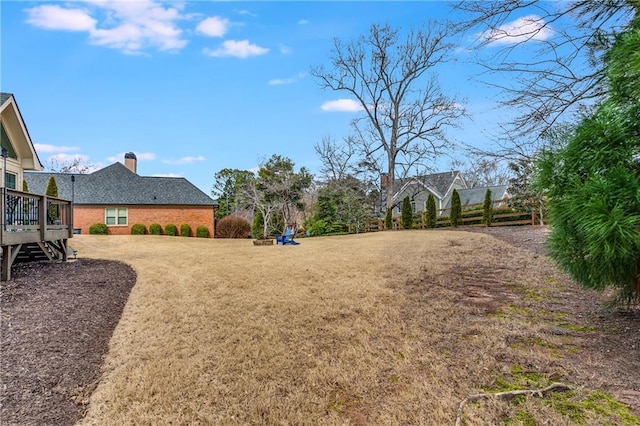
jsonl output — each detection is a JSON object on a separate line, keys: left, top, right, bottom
{"left": 39, "top": 195, "right": 47, "bottom": 241}
{"left": 2, "top": 245, "right": 12, "bottom": 281}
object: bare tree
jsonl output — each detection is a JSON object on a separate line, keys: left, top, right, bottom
{"left": 454, "top": 1, "right": 635, "bottom": 149}
{"left": 47, "top": 156, "right": 94, "bottom": 174}
{"left": 312, "top": 23, "right": 466, "bottom": 210}
{"left": 314, "top": 135, "right": 356, "bottom": 182}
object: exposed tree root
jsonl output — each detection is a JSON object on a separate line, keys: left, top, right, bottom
{"left": 455, "top": 382, "right": 574, "bottom": 426}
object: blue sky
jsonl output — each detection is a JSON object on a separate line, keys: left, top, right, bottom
{"left": 1, "top": 1, "right": 556, "bottom": 194}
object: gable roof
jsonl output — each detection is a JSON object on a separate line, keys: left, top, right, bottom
{"left": 0, "top": 92, "right": 43, "bottom": 171}
{"left": 392, "top": 171, "right": 464, "bottom": 201}
{"left": 24, "top": 162, "right": 215, "bottom": 206}
{"left": 445, "top": 185, "right": 510, "bottom": 209}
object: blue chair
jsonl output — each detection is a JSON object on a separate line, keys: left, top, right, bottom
{"left": 277, "top": 227, "right": 300, "bottom": 245}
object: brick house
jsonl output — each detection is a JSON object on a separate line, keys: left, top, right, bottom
{"left": 25, "top": 153, "right": 217, "bottom": 236}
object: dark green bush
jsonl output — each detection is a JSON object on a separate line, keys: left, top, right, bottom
{"left": 149, "top": 223, "right": 162, "bottom": 235}
{"left": 482, "top": 188, "right": 493, "bottom": 226}
{"left": 216, "top": 215, "right": 251, "bottom": 238}
{"left": 426, "top": 194, "right": 437, "bottom": 228}
{"left": 385, "top": 208, "right": 393, "bottom": 230}
{"left": 451, "top": 189, "right": 462, "bottom": 227}
{"left": 196, "top": 225, "right": 209, "bottom": 238}
{"left": 165, "top": 223, "right": 178, "bottom": 236}
{"left": 252, "top": 209, "right": 264, "bottom": 238}
{"left": 180, "top": 224, "right": 192, "bottom": 237}
{"left": 89, "top": 223, "right": 108, "bottom": 235}
{"left": 130, "top": 223, "right": 146, "bottom": 235}
{"left": 401, "top": 196, "right": 413, "bottom": 229}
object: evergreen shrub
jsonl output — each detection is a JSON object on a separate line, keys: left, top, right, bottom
{"left": 385, "top": 208, "right": 393, "bottom": 230}
{"left": 196, "top": 225, "right": 209, "bottom": 238}
{"left": 451, "top": 189, "right": 462, "bottom": 227}
{"left": 89, "top": 223, "right": 108, "bottom": 235}
{"left": 482, "top": 188, "right": 494, "bottom": 226}
{"left": 426, "top": 194, "right": 437, "bottom": 228}
{"left": 130, "top": 224, "right": 146, "bottom": 235}
{"left": 252, "top": 209, "right": 264, "bottom": 238}
{"left": 165, "top": 223, "right": 178, "bottom": 236}
{"left": 149, "top": 223, "right": 162, "bottom": 235}
{"left": 401, "top": 196, "right": 413, "bottom": 229}
{"left": 180, "top": 224, "right": 192, "bottom": 237}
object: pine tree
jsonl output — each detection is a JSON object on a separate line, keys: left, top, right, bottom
{"left": 46, "top": 176, "right": 59, "bottom": 222}
{"left": 45, "top": 176, "right": 58, "bottom": 197}
{"left": 536, "top": 7, "right": 640, "bottom": 305}
{"left": 252, "top": 208, "right": 264, "bottom": 239}
{"left": 385, "top": 207, "right": 393, "bottom": 230}
{"left": 482, "top": 188, "right": 493, "bottom": 226}
{"left": 426, "top": 194, "right": 436, "bottom": 228}
{"left": 22, "top": 179, "right": 28, "bottom": 193}
{"left": 401, "top": 196, "right": 413, "bottom": 229}
{"left": 450, "top": 189, "right": 462, "bottom": 227}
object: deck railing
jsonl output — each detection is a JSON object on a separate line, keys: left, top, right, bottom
{"left": 0, "top": 188, "right": 73, "bottom": 246}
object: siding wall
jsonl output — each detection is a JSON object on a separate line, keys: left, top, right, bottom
{"left": 73, "top": 205, "right": 215, "bottom": 237}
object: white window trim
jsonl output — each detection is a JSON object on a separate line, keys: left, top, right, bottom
{"left": 105, "top": 207, "right": 128, "bottom": 227}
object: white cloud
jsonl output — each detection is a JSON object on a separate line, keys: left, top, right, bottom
{"left": 107, "top": 152, "right": 156, "bottom": 162}
{"left": 25, "top": 5, "right": 96, "bottom": 31}
{"left": 162, "top": 155, "right": 205, "bottom": 165}
{"left": 279, "top": 44, "right": 292, "bottom": 55}
{"left": 49, "top": 153, "right": 89, "bottom": 162}
{"left": 25, "top": 1, "right": 187, "bottom": 54}
{"left": 321, "top": 99, "right": 364, "bottom": 112}
{"left": 298, "top": 19, "right": 309, "bottom": 25}
{"left": 151, "top": 173, "right": 182, "bottom": 177}
{"left": 196, "top": 16, "right": 230, "bottom": 37}
{"left": 203, "top": 40, "right": 268, "bottom": 58}
{"left": 34, "top": 143, "right": 79, "bottom": 153}
{"left": 268, "top": 72, "right": 305, "bottom": 86}
{"left": 482, "top": 15, "right": 553, "bottom": 45}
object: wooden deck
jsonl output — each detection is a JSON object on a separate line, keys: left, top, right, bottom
{"left": 1, "top": 188, "right": 73, "bottom": 280}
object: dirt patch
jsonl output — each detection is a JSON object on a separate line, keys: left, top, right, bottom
{"left": 453, "top": 226, "right": 640, "bottom": 416}
{"left": 0, "top": 259, "right": 136, "bottom": 426}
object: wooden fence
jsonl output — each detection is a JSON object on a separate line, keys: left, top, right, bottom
{"left": 366, "top": 199, "right": 542, "bottom": 232}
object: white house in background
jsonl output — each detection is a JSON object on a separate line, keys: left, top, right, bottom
{"left": 382, "top": 171, "right": 510, "bottom": 215}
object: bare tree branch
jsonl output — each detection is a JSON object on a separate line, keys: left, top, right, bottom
{"left": 312, "top": 23, "right": 466, "bottom": 210}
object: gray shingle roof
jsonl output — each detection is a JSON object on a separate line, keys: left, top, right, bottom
{"left": 1, "top": 93, "right": 13, "bottom": 106}
{"left": 446, "top": 185, "right": 509, "bottom": 209}
{"left": 24, "top": 162, "right": 215, "bottom": 206}
{"left": 393, "top": 171, "right": 462, "bottom": 200}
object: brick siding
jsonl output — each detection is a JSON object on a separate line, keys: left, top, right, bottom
{"left": 73, "top": 205, "right": 215, "bottom": 237}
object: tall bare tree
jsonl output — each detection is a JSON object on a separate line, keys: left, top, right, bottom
{"left": 311, "top": 23, "right": 466, "bottom": 210}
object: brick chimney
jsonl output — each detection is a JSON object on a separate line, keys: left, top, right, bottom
{"left": 124, "top": 152, "right": 137, "bottom": 174}
{"left": 380, "top": 173, "right": 388, "bottom": 189}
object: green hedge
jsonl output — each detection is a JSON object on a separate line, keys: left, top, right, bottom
{"left": 196, "top": 225, "right": 209, "bottom": 238}
{"left": 149, "top": 223, "right": 162, "bottom": 235}
{"left": 164, "top": 223, "right": 178, "bottom": 236}
{"left": 180, "top": 224, "right": 192, "bottom": 237}
{"left": 130, "top": 223, "right": 147, "bottom": 235}
{"left": 89, "top": 223, "right": 108, "bottom": 235}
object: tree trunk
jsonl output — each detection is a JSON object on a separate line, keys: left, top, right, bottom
{"left": 386, "top": 158, "right": 395, "bottom": 210}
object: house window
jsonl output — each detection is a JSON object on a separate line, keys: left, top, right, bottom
{"left": 105, "top": 208, "right": 128, "bottom": 226}
{"left": 4, "top": 172, "right": 16, "bottom": 189}
{"left": 411, "top": 201, "right": 416, "bottom": 212}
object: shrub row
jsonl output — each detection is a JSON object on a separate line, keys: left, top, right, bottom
{"left": 87, "top": 223, "right": 210, "bottom": 237}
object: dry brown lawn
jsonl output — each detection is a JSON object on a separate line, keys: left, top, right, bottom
{"left": 69, "top": 231, "right": 639, "bottom": 425}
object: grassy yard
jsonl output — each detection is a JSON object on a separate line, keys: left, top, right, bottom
{"left": 70, "top": 231, "right": 639, "bottom": 425}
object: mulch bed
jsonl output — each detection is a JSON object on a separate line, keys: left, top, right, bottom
{"left": 0, "top": 259, "right": 136, "bottom": 426}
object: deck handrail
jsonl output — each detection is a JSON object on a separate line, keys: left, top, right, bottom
{"left": 1, "top": 188, "right": 73, "bottom": 245}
